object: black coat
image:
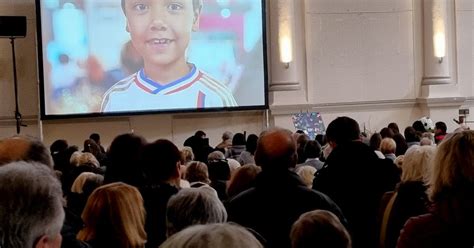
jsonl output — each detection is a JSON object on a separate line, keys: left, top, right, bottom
{"left": 227, "top": 170, "right": 346, "bottom": 248}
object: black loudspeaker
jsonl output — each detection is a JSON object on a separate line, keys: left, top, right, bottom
{"left": 0, "top": 16, "right": 27, "bottom": 38}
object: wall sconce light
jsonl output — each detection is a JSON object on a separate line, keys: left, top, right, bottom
{"left": 278, "top": 0, "right": 294, "bottom": 69}
{"left": 432, "top": 0, "right": 446, "bottom": 63}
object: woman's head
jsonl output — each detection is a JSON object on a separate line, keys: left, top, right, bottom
{"left": 428, "top": 130, "right": 474, "bottom": 202}
{"left": 401, "top": 145, "right": 436, "bottom": 183}
{"left": 78, "top": 182, "right": 146, "bottom": 247}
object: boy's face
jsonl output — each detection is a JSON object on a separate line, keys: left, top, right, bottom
{"left": 123, "top": 0, "right": 200, "bottom": 68}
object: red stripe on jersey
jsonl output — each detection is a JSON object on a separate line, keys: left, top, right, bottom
{"left": 134, "top": 77, "right": 153, "bottom": 93}
{"left": 165, "top": 71, "right": 203, "bottom": 95}
{"left": 197, "top": 91, "right": 205, "bottom": 108}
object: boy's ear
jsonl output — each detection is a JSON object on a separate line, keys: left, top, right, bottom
{"left": 192, "top": 6, "right": 202, "bottom": 32}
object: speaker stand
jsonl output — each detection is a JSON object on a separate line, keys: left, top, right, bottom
{"left": 10, "top": 37, "right": 25, "bottom": 134}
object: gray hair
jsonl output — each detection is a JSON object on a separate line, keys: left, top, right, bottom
{"left": 0, "top": 161, "right": 64, "bottom": 247}
{"left": 166, "top": 187, "right": 227, "bottom": 237}
{"left": 208, "top": 151, "right": 225, "bottom": 162}
{"left": 161, "top": 223, "right": 263, "bottom": 248}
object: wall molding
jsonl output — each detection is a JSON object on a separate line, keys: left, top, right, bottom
{"left": 270, "top": 97, "right": 468, "bottom": 115}
{"left": 269, "top": 81, "right": 301, "bottom": 91}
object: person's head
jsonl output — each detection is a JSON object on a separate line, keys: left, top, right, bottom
{"left": 78, "top": 182, "right": 146, "bottom": 247}
{"left": 166, "top": 187, "right": 227, "bottom": 236}
{"left": 369, "top": 133, "right": 382, "bottom": 151}
{"left": 404, "top": 126, "right": 420, "bottom": 143}
{"left": 428, "top": 130, "right": 474, "bottom": 202}
{"left": 207, "top": 159, "right": 231, "bottom": 181}
{"left": 0, "top": 136, "right": 53, "bottom": 168}
{"left": 70, "top": 152, "right": 100, "bottom": 168}
{"left": 161, "top": 223, "right": 263, "bottom": 248}
{"left": 412, "top": 120, "right": 426, "bottom": 133}
{"left": 303, "top": 140, "right": 322, "bottom": 159}
{"left": 185, "top": 161, "right": 210, "bottom": 184}
{"left": 388, "top": 122, "right": 400, "bottom": 134}
{"left": 290, "top": 210, "right": 351, "bottom": 248}
{"left": 50, "top": 139, "right": 68, "bottom": 155}
{"left": 255, "top": 128, "right": 297, "bottom": 172}
{"left": 0, "top": 161, "right": 64, "bottom": 248}
{"left": 392, "top": 133, "right": 408, "bottom": 156}
{"left": 71, "top": 172, "right": 104, "bottom": 194}
{"left": 232, "top": 132, "right": 246, "bottom": 146}
{"left": 222, "top": 131, "right": 233, "bottom": 141}
{"left": 207, "top": 150, "right": 225, "bottom": 162}
{"left": 380, "top": 138, "right": 396, "bottom": 155}
{"left": 89, "top": 133, "right": 101, "bottom": 145}
{"left": 181, "top": 146, "right": 195, "bottom": 163}
{"left": 246, "top": 134, "right": 259, "bottom": 155}
{"left": 122, "top": 0, "right": 203, "bottom": 72}
{"left": 295, "top": 165, "right": 317, "bottom": 188}
{"left": 435, "top": 121, "right": 447, "bottom": 135}
{"left": 380, "top": 127, "right": 395, "bottom": 139}
{"left": 105, "top": 133, "right": 147, "bottom": 186}
{"left": 195, "top": 130, "right": 206, "bottom": 138}
{"left": 227, "top": 164, "right": 261, "bottom": 198}
{"left": 325, "top": 117, "right": 360, "bottom": 147}
{"left": 401, "top": 145, "right": 436, "bottom": 183}
{"left": 142, "top": 139, "right": 182, "bottom": 185}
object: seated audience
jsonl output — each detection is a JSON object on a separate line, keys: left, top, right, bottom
{"left": 160, "top": 223, "right": 263, "bottom": 248}
{"left": 166, "top": 187, "right": 227, "bottom": 236}
{"left": 0, "top": 161, "right": 64, "bottom": 248}
{"left": 227, "top": 164, "right": 261, "bottom": 199}
{"left": 290, "top": 209, "right": 352, "bottom": 248}
{"left": 397, "top": 130, "right": 474, "bottom": 247}
{"left": 227, "top": 128, "right": 345, "bottom": 248}
{"left": 225, "top": 132, "right": 246, "bottom": 159}
{"left": 68, "top": 172, "right": 104, "bottom": 217}
{"left": 380, "top": 145, "right": 435, "bottom": 248}
{"left": 185, "top": 161, "right": 211, "bottom": 188}
{"left": 296, "top": 140, "right": 324, "bottom": 170}
{"left": 77, "top": 182, "right": 146, "bottom": 248}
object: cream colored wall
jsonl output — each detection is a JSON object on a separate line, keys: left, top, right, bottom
{"left": 0, "top": 0, "right": 473, "bottom": 149}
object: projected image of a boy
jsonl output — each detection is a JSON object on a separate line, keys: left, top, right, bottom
{"left": 101, "top": 0, "right": 237, "bottom": 112}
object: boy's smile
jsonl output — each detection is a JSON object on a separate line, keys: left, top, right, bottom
{"left": 124, "top": 0, "right": 200, "bottom": 81}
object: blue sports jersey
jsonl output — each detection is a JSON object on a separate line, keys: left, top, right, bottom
{"left": 101, "top": 65, "right": 237, "bottom": 112}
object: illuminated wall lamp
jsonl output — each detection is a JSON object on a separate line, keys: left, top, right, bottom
{"left": 278, "top": 0, "right": 294, "bottom": 69}
{"left": 433, "top": 0, "right": 446, "bottom": 63}
{"left": 280, "top": 35, "right": 292, "bottom": 68}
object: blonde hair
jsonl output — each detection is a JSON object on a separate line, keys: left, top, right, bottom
{"left": 401, "top": 145, "right": 436, "bottom": 183}
{"left": 77, "top": 182, "right": 146, "bottom": 247}
{"left": 428, "top": 130, "right": 474, "bottom": 201}
{"left": 70, "top": 152, "right": 100, "bottom": 168}
{"left": 380, "top": 138, "right": 396, "bottom": 154}
{"left": 295, "top": 165, "right": 317, "bottom": 188}
{"left": 181, "top": 147, "right": 194, "bottom": 163}
{"left": 71, "top": 172, "right": 104, "bottom": 194}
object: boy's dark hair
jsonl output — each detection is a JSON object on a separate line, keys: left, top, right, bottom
{"left": 326, "top": 116, "right": 360, "bottom": 145}
{"left": 142, "top": 139, "right": 181, "bottom": 184}
{"left": 303, "top": 140, "right": 321, "bottom": 159}
{"left": 89, "top": 133, "right": 100, "bottom": 143}
{"left": 121, "top": 0, "right": 203, "bottom": 14}
{"left": 435, "top": 121, "right": 447, "bottom": 134}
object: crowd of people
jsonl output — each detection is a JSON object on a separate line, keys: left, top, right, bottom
{"left": 0, "top": 116, "right": 473, "bottom": 248}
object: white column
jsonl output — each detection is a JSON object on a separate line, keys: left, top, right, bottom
{"left": 422, "top": 0, "right": 451, "bottom": 85}
{"left": 268, "top": 0, "right": 300, "bottom": 91}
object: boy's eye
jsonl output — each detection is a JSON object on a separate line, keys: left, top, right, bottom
{"left": 133, "top": 3, "right": 149, "bottom": 12}
{"left": 167, "top": 3, "right": 184, "bottom": 11}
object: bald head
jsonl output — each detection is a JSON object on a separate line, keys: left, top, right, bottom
{"left": 0, "top": 136, "right": 53, "bottom": 168}
{"left": 254, "top": 128, "right": 297, "bottom": 171}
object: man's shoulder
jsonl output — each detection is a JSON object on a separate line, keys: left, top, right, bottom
{"left": 195, "top": 69, "right": 238, "bottom": 107}
{"left": 100, "top": 73, "right": 137, "bottom": 112}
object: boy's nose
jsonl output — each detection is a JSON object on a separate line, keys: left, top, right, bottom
{"left": 149, "top": 8, "right": 168, "bottom": 31}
